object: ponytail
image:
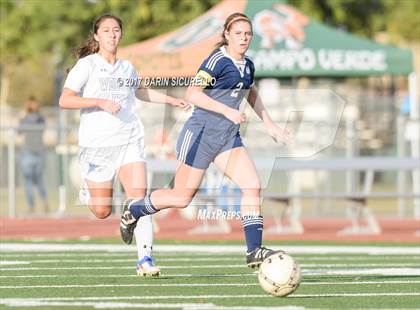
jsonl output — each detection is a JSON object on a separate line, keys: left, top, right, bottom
{"left": 75, "top": 36, "right": 100, "bottom": 60}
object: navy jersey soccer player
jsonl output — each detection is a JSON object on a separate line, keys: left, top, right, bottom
{"left": 175, "top": 46, "right": 255, "bottom": 169}
{"left": 120, "top": 13, "right": 290, "bottom": 269}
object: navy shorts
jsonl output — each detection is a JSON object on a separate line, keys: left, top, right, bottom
{"left": 176, "top": 118, "right": 243, "bottom": 169}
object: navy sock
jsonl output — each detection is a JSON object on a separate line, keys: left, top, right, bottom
{"left": 242, "top": 215, "right": 263, "bottom": 253}
{"left": 128, "top": 194, "right": 158, "bottom": 219}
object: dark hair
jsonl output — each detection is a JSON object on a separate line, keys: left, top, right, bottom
{"left": 66, "top": 14, "right": 122, "bottom": 73}
{"left": 214, "top": 13, "right": 252, "bottom": 50}
{"left": 24, "top": 96, "right": 40, "bottom": 113}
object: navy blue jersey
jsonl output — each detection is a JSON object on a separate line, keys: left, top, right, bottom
{"left": 191, "top": 46, "right": 255, "bottom": 134}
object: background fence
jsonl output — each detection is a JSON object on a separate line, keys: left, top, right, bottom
{"left": 1, "top": 81, "right": 418, "bottom": 223}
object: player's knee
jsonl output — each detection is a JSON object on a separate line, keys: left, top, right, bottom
{"left": 178, "top": 197, "right": 194, "bottom": 208}
{"left": 175, "top": 191, "right": 195, "bottom": 208}
{"left": 94, "top": 211, "right": 111, "bottom": 219}
{"left": 91, "top": 207, "right": 112, "bottom": 219}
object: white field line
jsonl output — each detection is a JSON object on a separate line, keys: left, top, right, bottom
{"left": 1, "top": 293, "right": 419, "bottom": 302}
{"left": 304, "top": 280, "right": 420, "bottom": 285}
{"left": 298, "top": 263, "right": 420, "bottom": 267}
{"left": 307, "top": 263, "right": 420, "bottom": 267}
{"left": 0, "top": 264, "right": 247, "bottom": 271}
{"left": 2, "top": 257, "right": 420, "bottom": 264}
{"left": 288, "top": 293, "right": 420, "bottom": 298}
{"left": 0, "top": 302, "right": 414, "bottom": 310}
{"left": 1, "top": 243, "right": 419, "bottom": 255}
{"left": 307, "top": 268, "right": 420, "bottom": 276}
{"left": 0, "top": 302, "right": 213, "bottom": 310}
{"left": 2, "top": 263, "right": 420, "bottom": 271}
{"left": 0, "top": 261, "right": 31, "bottom": 265}
{"left": 0, "top": 283, "right": 261, "bottom": 289}
{"left": 0, "top": 273, "right": 255, "bottom": 279}
{"left": 1, "top": 268, "right": 418, "bottom": 277}
{"left": 0, "top": 253, "right": 247, "bottom": 258}
{"left": 0, "top": 300, "right": 302, "bottom": 310}
{"left": 0, "top": 258, "right": 240, "bottom": 264}
{"left": 1, "top": 252, "right": 419, "bottom": 260}
{"left": 0, "top": 295, "right": 419, "bottom": 310}
{"left": 0, "top": 280, "right": 419, "bottom": 288}
{"left": 1, "top": 269, "right": 420, "bottom": 279}
{"left": 0, "top": 253, "right": 244, "bottom": 258}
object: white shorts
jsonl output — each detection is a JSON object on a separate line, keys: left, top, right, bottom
{"left": 79, "top": 138, "right": 146, "bottom": 183}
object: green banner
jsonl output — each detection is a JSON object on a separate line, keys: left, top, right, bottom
{"left": 245, "top": 0, "right": 413, "bottom": 76}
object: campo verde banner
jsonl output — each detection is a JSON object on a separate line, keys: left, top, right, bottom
{"left": 245, "top": 0, "right": 413, "bottom": 77}
{"left": 120, "top": 0, "right": 413, "bottom": 78}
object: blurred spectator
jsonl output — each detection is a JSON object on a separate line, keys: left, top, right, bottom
{"left": 401, "top": 94, "right": 411, "bottom": 116}
{"left": 18, "top": 96, "right": 49, "bottom": 214}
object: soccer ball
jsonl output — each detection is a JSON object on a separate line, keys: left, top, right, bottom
{"left": 258, "top": 253, "right": 301, "bottom": 297}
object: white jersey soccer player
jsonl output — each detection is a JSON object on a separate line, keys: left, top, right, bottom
{"left": 60, "top": 14, "right": 189, "bottom": 276}
{"left": 65, "top": 53, "right": 144, "bottom": 148}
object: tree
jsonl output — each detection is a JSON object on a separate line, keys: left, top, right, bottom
{"left": 289, "top": 0, "right": 419, "bottom": 43}
{"left": 1, "top": 0, "right": 418, "bottom": 106}
{"left": 0, "top": 0, "right": 218, "bottom": 106}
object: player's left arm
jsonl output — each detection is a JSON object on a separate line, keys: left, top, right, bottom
{"left": 135, "top": 87, "right": 190, "bottom": 111}
{"left": 130, "top": 63, "right": 189, "bottom": 111}
{"left": 247, "top": 85, "right": 273, "bottom": 125}
{"left": 247, "top": 85, "right": 290, "bottom": 144}
{"left": 246, "top": 61, "right": 277, "bottom": 128}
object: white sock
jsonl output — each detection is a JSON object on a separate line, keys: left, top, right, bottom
{"left": 134, "top": 215, "right": 154, "bottom": 260}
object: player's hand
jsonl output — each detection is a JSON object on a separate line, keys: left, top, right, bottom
{"left": 224, "top": 107, "right": 246, "bottom": 125}
{"left": 266, "top": 123, "right": 291, "bottom": 145}
{"left": 97, "top": 99, "right": 121, "bottom": 115}
{"left": 169, "top": 98, "right": 191, "bottom": 112}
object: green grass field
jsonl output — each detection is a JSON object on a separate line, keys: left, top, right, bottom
{"left": 1, "top": 241, "right": 419, "bottom": 309}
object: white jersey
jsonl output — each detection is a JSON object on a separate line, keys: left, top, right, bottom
{"left": 63, "top": 53, "right": 143, "bottom": 147}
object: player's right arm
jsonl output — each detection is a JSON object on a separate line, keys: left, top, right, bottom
{"left": 186, "top": 85, "right": 245, "bottom": 125}
{"left": 59, "top": 88, "right": 121, "bottom": 115}
{"left": 59, "top": 57, "right": 120, "bottom": 114}
{"left": 185, "top": 54, "right": 245, "bottom": 125}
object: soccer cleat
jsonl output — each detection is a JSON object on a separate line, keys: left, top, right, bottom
{"left": 136, "top": 256, "right": 161, "bottom": 277}
{"left": 120, "top": 199, "right": 138, "bottom": 245}
{"left": 246, "top": 246, "right": 286, "bottom": 269}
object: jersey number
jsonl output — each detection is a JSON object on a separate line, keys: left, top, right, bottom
{"left": 230, "top": 82, "right": 243, "bottom": 98}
